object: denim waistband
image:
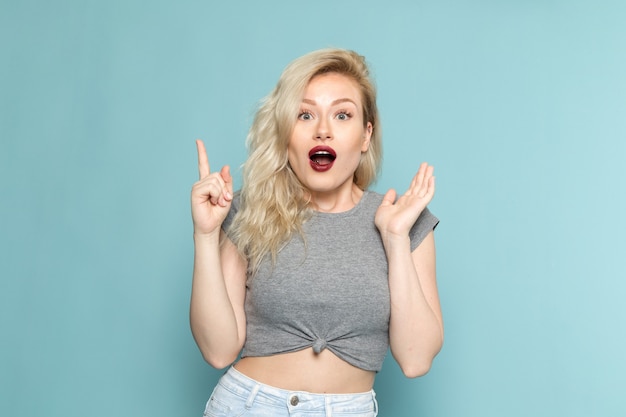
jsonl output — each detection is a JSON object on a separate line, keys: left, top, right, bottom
{"left": 218, "top": 366, "right": 378, "bottom": 415}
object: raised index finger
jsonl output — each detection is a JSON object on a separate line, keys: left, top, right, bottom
{"left": 196, "top": 139, "right": 210, "bottom": 179}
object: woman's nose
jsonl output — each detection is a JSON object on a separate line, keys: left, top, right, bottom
{"left": 315, "top": 118, "right": 332, "bottom": 140}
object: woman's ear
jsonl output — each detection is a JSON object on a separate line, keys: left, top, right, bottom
{"left": 362, "top": 122, "right": 373, "bottom": 152}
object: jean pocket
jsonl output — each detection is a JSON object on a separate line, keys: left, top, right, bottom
{"left": 203, "top": 385, "right": 249, "bottom": 417}
{"left": 330, "top": 393, "right": 377, "bottom": 417}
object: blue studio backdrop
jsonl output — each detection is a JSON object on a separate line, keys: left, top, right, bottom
{"left": 1, "top": 1, "right": 625, "bottom": 416}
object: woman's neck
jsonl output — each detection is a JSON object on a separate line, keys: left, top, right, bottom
{"left": 308, "top": 183, "right": 364, "bottom": 213}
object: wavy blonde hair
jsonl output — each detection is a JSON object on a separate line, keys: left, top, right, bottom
{"left": 229, "top": 48, "right": 382, "bottom": 273}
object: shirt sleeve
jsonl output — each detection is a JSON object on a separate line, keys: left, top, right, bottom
{"left": 409, "top": 207, "right": 439, "bottom": 252}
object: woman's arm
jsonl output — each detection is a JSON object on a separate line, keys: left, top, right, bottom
{"left": 190, "top": 231, "right": 247, "bottom": 369}
{"left": 375, "top": 162, "right": 443, "bottom": 377}
{"left": 189, "top": 140, "right": 248, "bottom": 369}
{"left": 386, "top": 231, "right": 443, "bottom": 377}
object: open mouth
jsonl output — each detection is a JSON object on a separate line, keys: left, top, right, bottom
{"left": 309, "top": 146, "right": 336, "bottom": 172}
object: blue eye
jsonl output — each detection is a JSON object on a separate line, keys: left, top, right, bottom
{"left": 336, "top": 112, "right": 351, "bottom": 121}
{"left": 298, "top": 111, "right": 313, "bottom": 120}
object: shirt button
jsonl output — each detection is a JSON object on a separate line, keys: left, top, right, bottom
{"left": 290, "top": 395, "right": 299, "bottom": 406}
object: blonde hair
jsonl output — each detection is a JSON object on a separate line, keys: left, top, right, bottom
{"left": 229, "top": 48, "right": 382, "bottom": 273}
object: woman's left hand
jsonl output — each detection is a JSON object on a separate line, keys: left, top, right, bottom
{"left": 375, "top": 162, "right": 435, "bottom": 244}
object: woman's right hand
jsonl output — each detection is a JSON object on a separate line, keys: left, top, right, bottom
{"left": 191, "top": 139, "right": 233, "bottom": 237}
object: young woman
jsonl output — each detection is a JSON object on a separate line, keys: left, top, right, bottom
{"left": 190, "top": 48, "right": 443, "bottom": 417}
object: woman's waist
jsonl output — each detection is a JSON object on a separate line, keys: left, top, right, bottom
{"left": 233, "top": 348, "right": 375, "bottom": 394}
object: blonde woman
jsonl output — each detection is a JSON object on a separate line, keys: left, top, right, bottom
{"left": 190, "top": 48, "right": 443, "bottom": 417}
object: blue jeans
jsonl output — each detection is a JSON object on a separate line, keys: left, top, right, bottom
{"left": 203, "top": 366, "right": 378, "bottom": 417}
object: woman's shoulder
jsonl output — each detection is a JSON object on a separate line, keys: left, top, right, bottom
{"left": 361, "top": 190, "right": 384, "bottom": 207}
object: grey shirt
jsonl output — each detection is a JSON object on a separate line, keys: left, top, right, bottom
{"left": 222, "top": 190, "right": 439, "bottom": 372}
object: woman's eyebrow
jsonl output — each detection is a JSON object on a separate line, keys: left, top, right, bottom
{"left": 301, "top": 98, "right": 357, "bottom": 106}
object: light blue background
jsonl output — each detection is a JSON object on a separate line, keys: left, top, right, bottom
{"left": 2, "top": 1, "right": 625, "bottom": 416}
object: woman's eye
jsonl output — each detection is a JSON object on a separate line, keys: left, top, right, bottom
{"left": 298, "top": 111, "right": 313, "bottom": 120}
{"left": 336, "top": 112, "right": 351, "bottom": 121}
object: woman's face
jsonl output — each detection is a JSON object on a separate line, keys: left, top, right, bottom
{"left": 288, "top": 72, "right": 372, "bottom": 198}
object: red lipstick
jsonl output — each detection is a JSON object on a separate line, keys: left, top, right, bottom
{"left": 308, "top": 146, "right": 336, "bottom": 172}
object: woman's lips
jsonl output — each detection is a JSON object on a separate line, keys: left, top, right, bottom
{"left": 309, "top": 146, "right": 336, "bottom": 172}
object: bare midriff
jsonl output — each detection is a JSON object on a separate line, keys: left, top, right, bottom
{"left": 233, "top": 348, "right": 375, "bottom": 394}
